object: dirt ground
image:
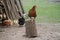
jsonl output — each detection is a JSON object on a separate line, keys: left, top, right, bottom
{"left": 0, "top": 23, "right": 60, "bottom": 40}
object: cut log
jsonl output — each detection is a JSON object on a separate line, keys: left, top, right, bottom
{"left": 25, "top": 18, "right": 37, "bottom": 38}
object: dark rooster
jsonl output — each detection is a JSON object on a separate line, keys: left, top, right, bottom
{"left": 28, "top": 5, "right": 37, "bottom": 18}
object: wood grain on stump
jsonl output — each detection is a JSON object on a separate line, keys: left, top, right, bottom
{"left": 25, "top": 19, "right": 37, "bottom": 37}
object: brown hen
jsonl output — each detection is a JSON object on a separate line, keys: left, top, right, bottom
{"left": 28, "top": 5, "right": 37, "bottom": 18}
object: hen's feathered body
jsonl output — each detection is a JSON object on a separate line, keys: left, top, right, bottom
{"left": 28, "top": 5, "right": 37, "bottom": 18}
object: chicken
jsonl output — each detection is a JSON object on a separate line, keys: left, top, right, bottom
{"left": 3, "top": 19, "right": 11, "bottom": 26}
{"left": 28, "top": 5, "right": 37, "bottom": 18}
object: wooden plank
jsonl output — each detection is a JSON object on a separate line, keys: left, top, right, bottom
{"left": 8, "top": 0, "right": 17, "bottom": 19}
{"left": 19, "top": 0, "right": 25, "bottom": 14}
{"left": 15, "top": 0, "right": 24, "bottom": 17}
{"left": 10, "top": 0, "right": 20, "bottom": 19}
{"left": 1, "top": 0, "right": 9, "bottom": 19}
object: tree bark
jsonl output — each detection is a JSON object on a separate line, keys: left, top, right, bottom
{"left": 25, "top": 18, "right": 37, "bottom": 37}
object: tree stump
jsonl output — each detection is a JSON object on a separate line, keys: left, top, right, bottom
{"left": 25, "top": 18, "right": 37, "bottom": 38}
